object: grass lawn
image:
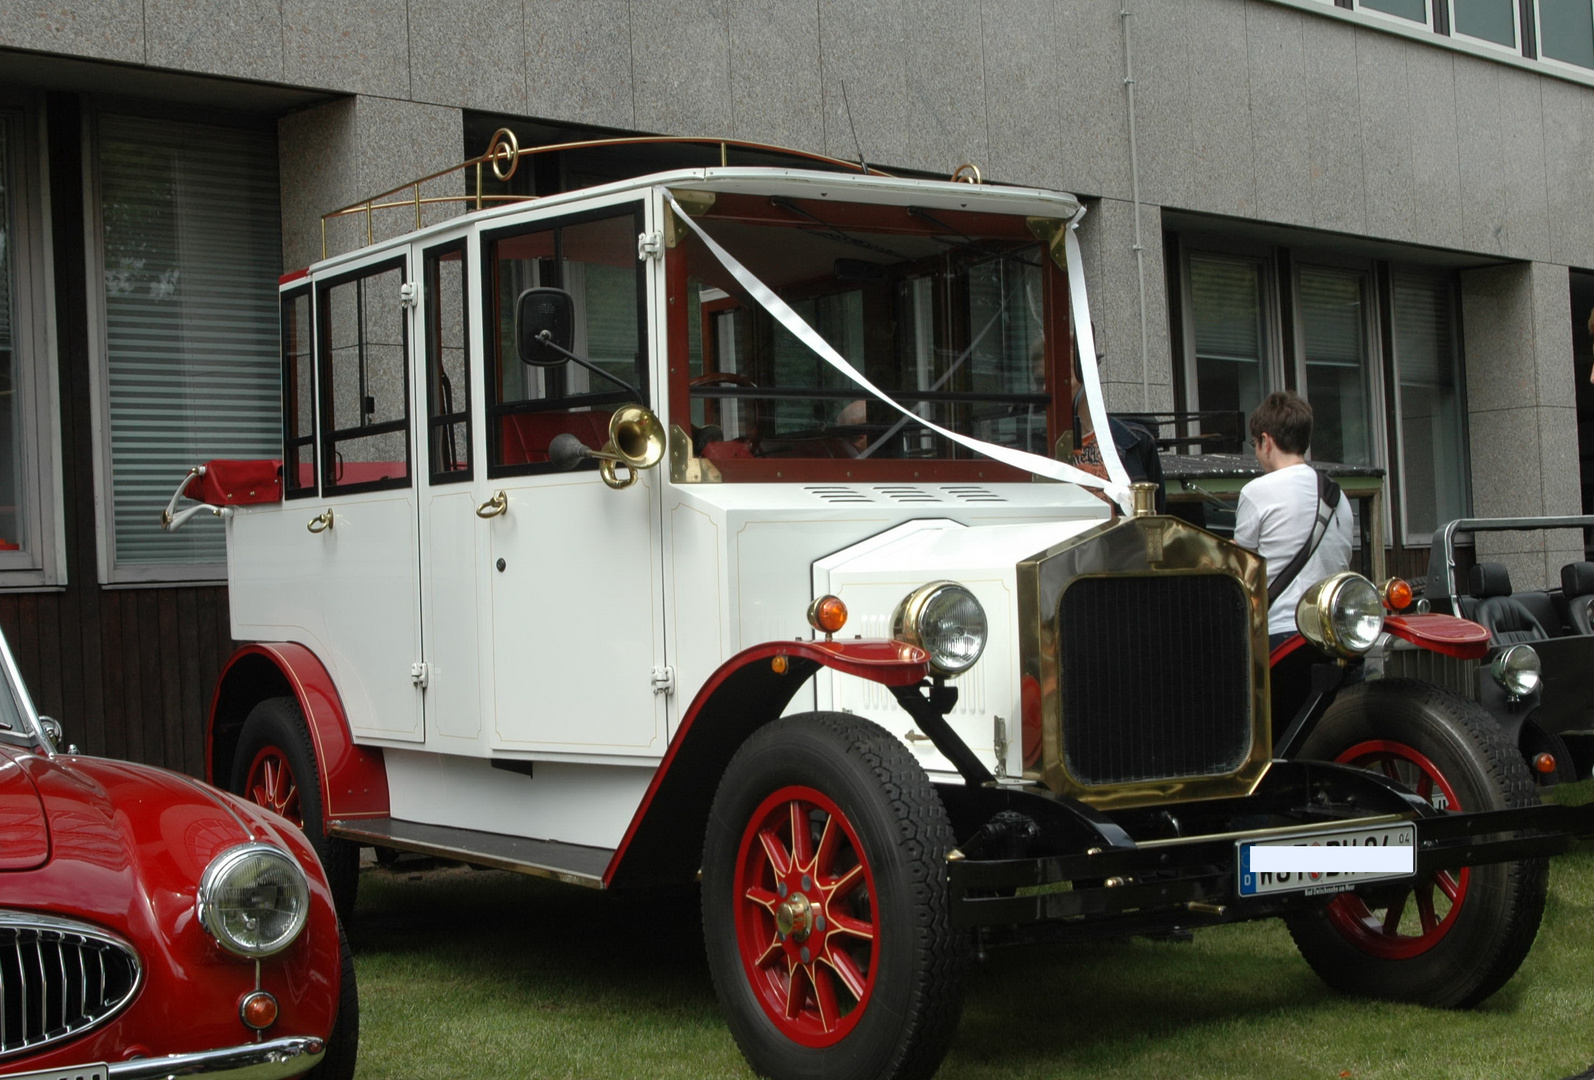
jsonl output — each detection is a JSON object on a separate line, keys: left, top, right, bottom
{"left": 347, "top": 844, "right": 1594, "bottom": 1080}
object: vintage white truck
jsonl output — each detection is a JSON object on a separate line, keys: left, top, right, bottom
{"left": 164, "top": 133, "right": 1593, "bottom": 1080}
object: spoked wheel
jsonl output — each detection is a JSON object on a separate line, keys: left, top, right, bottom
{"left": 732, "top": 785, "right": 878, "bottom": 1046}
{"left": 1288, "top": 679, "right": 1548, "bottom": 1008}
{"left": 703, "top": 713, "right": 965, "bottom": 1080}
{"left": 230, "top": 697, "right": 360, "bottom": 920}
{"left": 1322, "top": 740, "right": 1468, "bottom": 959}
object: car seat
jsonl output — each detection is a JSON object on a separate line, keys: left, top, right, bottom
{"left": 1562, "top": 562, "right": 1594, "bottom": 634}
{"left": 1469, "top": 563, "right": 1550, "bottom": 645}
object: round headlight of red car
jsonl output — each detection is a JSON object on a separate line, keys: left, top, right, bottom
{"left": 197, "top": 843, "right": 311, "bottom": 958}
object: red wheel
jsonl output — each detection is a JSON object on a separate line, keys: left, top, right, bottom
{"left": 703, "top": 713, "right": 965, "bottom": 1080}
{"left": 1322, "top": 740, "right": 1469, "bottom": 959}
{"left": 1287, "top": 679, "right": 1547, "bottom": 1008}
{"left": 731, "top": 785, "right": 878, "bottom": 1047}
{"left": 244, "top": 745, "right": 303, "bottom": 827}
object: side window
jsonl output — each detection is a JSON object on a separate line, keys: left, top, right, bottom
{"left": 424, "top": 243, "right": 471, "bottom": 483}
{"left": 318, "top": 259, "right": 411, "bottom": 492}
{"left": 485, "top": 206, "right": 647, "bottom": 476}
{"left": 282, "top": 286, "right": 316, "bottom": 497}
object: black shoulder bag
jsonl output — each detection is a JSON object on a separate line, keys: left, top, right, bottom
{"left": 1266, "top": 468, "right": 1344, "bottom": 605}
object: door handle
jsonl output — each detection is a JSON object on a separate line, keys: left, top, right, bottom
{"left": 307, "top": 509, "right": 334, "bottom": 534}
{"left": 476, "top": 490, "right": 508, "bottom": 518}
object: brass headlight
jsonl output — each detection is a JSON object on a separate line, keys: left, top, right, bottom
{"left": 891, "top": 581, "right": 987, "bottom": 676}
{"left": 1296, "top": 571, "right": 1384, "bottom": 658}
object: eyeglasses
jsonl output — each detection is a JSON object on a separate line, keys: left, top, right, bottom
{"left": 1249, "top": 436, "right": 1266, "bottom": 449}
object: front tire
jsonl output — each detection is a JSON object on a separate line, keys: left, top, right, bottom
{"left": 702, "top": 713, "right": 965, "bottom": 1080}
{"left": 230, "top": 696, "right": 360, "bottom": 919}
{"left": 306, "top": 922, "right": 359, "bottom": 1080}
{"left": 1287, "top": 678, "right": 1548, "bottom": 1008}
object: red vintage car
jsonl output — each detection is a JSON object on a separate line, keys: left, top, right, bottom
{"left": 0, "top": 629, "right": 356, "bottom": 1080}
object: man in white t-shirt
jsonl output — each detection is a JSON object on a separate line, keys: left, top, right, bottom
{"left": 1232, "top": 391, "right": 1354, "bottom": 650}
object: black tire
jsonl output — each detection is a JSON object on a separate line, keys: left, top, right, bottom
{"left": 306, "top": 921, "right": 359, "bottom": 1080}
{"left": 1287, "top": 678, "right": 1548, "bottom": 1008}
{"left": 229, "top": 696, "right": 360, "bottom": 919}
{"left": 702, "top": 713, "right": 965, "bottom": 1080}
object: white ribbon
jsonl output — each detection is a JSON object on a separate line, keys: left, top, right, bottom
{"left": 663, "top": 189, "right": 1132, "bottom": 512}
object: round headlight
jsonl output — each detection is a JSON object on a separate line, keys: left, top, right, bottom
{"left": 197, "top": 843, "right": 310, "bottom": 958}
{"left": 1491, "top": 644, "right": 1541, "bottom": 697}
{"left": 891, "top": 581, "right": 987, "bottom": 676}
{"left": 1295, "top": 571, "right": 1384, "bottom": 658}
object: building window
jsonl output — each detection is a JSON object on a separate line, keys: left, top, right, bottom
{"left": 0, "top": 102, "right": 61, "bottom": 588}
{"left": 92, "top": 113, "right": 283, "bottom": 582}
{"left": 1539, "top": 0, "right": 1594, "bottom": 67}
{"left": 1296, "top": 265, "right": 1377, "bottom": 469}
{"left": 1451, "top": 0, "right": 1521, "bottom": 46}
{"left": 1185, "top": 252, "right": 1272, "bottom": 424}
{"left": 1356, "top": 0, "right": 1433, "bottom": 26}
{"left": 1390, "top": 272, "right": 1468, "bottom": 541}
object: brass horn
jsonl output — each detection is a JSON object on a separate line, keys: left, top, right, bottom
{"left": 595, "top": 405, "right": 667, "bottom": 490}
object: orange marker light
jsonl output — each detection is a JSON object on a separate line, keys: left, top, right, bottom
{"left": 240, "top": 990, "right": 279, "bottom": 1030}
{"left": 1533, "top": 752, "right": 1557, "bottom": 775}
{"left": 771, "top": 655, "right": 788, "bottom": 675}
{"left": 806, "top": 595, "right": 848, "bottom": 636}
{"left": 1382, "top": 577, "right": 1414, "bottom": 611}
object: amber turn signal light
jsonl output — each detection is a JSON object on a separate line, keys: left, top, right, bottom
{"left": 1532, "top": 752, "right": 1557, "bottom": 775}
{"left": 807, "top": 595, "right": 848, "bottom": 636}
{"left": 1381, "top": 577, "right": 1414, "bottom": 611}
{"left": 239, "top": 990, "right": 279, "bottom": 1030}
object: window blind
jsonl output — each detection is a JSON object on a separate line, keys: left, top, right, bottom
{"left": 99, "top": 115, "right": 282, "bottom": 569}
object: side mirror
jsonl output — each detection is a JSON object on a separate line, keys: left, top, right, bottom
{"left": 38, "top": 716, "right": 76, "bottom": 753}
{"left": 516, "top": 288, "right": 576, "bottom": 367}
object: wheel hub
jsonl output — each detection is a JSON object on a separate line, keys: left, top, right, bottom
{"left": 774, "top": 891, "right": 815, "bottom": 941}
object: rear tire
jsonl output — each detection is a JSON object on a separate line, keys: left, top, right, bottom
{"left": 230, "top": 696, "right": 360, "bottom": 920}
{"left": 1287, "top": 678, "right": 1547, "bottom": 1008}
{"left": 702, "top": 713, "right": 965, "bottom": 1080}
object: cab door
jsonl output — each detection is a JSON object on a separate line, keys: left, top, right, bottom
{"left": 474, "top": 200, "right": 668, "bottom": 758}
{"left": 302, "top": 251, "right": 424, "bottom": 742}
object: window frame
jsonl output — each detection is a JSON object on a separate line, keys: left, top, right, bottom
{"left": 480, "top": 200, "right": 650, "bottom": 482}
{"left": 1352, "top": 0, "right": 1436, "bottom": 31}
{"left": 1176, "top": 242, "right": 1285, "bottom": 448}
{"left": 1290, "top": 256, "right": 1389, "bottom": 478}
{"left": 1384, "top": 266, "right": 1472, "bottom": 546}
{"left": 281, "top": 282, "right": 318, "bottom": 500}
{"left": 0, "top": 95, "right": 64, "bottom": 590}
{"left": 1535, "top": 0, "right": 1594, "bottom": 73}
{"left": 1447, "top": 0, "right": 1523, "bottom": 53}
{"left": 315, "top": 254, "right": 414, "bottom": 497}
{"left": 85, "top": 104, "right": 284, "bottom": 585}
{"left": 423, "top": 238, "right": 473, "bottom": 486}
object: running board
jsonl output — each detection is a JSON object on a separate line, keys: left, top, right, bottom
{"left": 329, "top": 817, "right": 612, "bottom": 889}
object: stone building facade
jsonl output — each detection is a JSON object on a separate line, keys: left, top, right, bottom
{"left": 0, "top": 0, "right": 1590, "bottom": 767}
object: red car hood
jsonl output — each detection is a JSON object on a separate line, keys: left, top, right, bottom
{"left": 0, "top": 749, "right": 48, "bottom": 870}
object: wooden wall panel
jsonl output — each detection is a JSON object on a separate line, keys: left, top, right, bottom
{"left": 0, "top": 587, "right": 233, "bottom": 776}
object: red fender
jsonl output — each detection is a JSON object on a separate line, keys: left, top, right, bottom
{"left": 1269, "top": 613, "right": 1490, "bottom": 667}
{"left": 208, "top": 643, "right": 389, "bottom": 826}
{"left": 603, "top": 639, "right": 929, "bottom": 889}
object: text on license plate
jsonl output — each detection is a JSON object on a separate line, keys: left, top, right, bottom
{"left": 0, "top": 1066, "right": 107, "bottom": 1080}
{"left": 1237, "top": 824, "right": 1416, "bottom": 897}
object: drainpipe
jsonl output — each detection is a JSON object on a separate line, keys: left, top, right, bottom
{"left": 1121, "top": 5, "right": 1151, "bottom": 412}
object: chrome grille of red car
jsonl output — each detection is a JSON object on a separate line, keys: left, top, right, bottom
{"left": 0, "top": 914, "right": 140, "bottom": 1057}
{"left": 1058, "top": 574, "right": 1254, "bottom": 785}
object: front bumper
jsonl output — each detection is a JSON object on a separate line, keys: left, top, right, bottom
{"left": 8, "top": 1037, "right": 329, "bottom": 1080}
{"left": 945, "top": 760, "right": 1594, "bottom": 944}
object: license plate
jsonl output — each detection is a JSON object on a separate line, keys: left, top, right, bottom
{"left": 0, "top": 1066, "right": 107, "bottom": 1080}
{"left": 1237, "top": 823, "right": 1416, "bottom": 897}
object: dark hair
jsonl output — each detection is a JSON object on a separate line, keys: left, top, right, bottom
{"left": 1248, "top": 391, "right": 1313, "bottom": 455}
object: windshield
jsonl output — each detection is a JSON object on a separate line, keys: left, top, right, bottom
{"left": 670, "top": 193, "right": 1070, "bottom": 478}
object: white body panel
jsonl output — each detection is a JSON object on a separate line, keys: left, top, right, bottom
{"left": 224, "top": 170, "right": 1108, "bottom": 849}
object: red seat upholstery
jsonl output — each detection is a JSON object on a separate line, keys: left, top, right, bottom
{"left": 500, "top": 411, "right": 612, "bottom": 465}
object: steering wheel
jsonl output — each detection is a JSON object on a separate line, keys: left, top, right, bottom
{"left": 690, "top": 372, "right": 761, "bottom": 453}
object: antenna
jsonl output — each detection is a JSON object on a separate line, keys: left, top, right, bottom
{"left": 840, "top": 80, "right": 868, "bottom": 175}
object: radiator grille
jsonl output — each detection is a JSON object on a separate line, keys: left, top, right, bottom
{"left": 1382, "top": 649, "right": 1478, "bottom": 699}
{"left": 0, "top": 915, "right": 140, "bottom": 1058}
{"left": 1059, "top": 574, "right": 1254, "bottom": 785}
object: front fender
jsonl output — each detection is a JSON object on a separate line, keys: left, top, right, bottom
{"left": 603, "top": 639, "right": 928, "bottom": 890}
